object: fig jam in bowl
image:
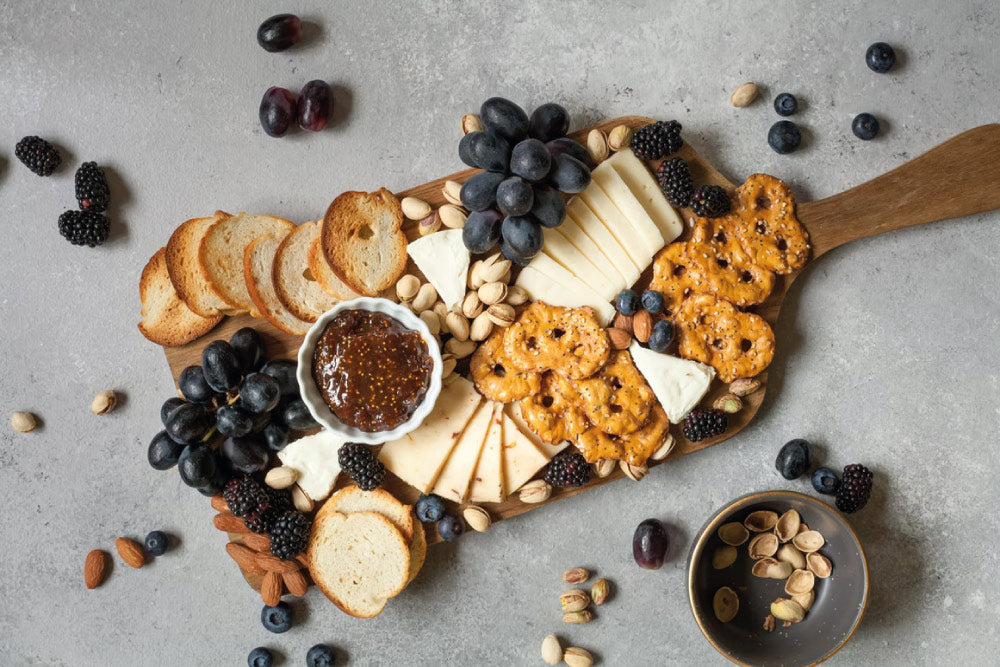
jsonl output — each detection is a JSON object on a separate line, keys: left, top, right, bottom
{"left": 296, "top": 297, "right": 442, "bottom": 444}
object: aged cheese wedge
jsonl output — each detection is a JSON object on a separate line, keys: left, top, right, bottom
{"left": 578, "top": 181, "right": 654, "bottom": 269}
{"left": 566, "top": 198, "right": 641, "bottom": 286}
{"left": 378, "top": 376, "right": 483, "bottom": 493}
{"left": 629, "top": 341, "right": 715, "bottom": 424}
{"left": 277, "top": 429, "right": 346, "bottom": 501}
{"left": 406, "top": 229, "right": 470, "bottom": 311}
{"left": 468, "top": 403, "right": 505, "bottom": 503}
{"left": 514, "top": 260, "right": 616, "bottom": 325}
{"left": 608, "top": 149, "right": 684, "bottom": 243}
{"left": 553, "top": 215, "right": 629, "bottom": 292}
{"left": 430, "top": 400, "right": 493, "bottom": 502}
{"left": 539, "top": 227, "right": 618, "bottom": 300}
{"left": 500, "top": 412, "right": 551, "bottom": 496}
{"left": 505, "top": 403, "right": 571, "bottom": 459}
{"left": 592, "top": 162, "right": 665, "bottom": 249}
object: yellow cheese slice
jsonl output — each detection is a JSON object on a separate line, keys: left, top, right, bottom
{"left": 504, "top": 403, "right": 572, "bottom": 459}
{"left": 378, "top": 376, "right": 482, "bottom": 493}
{"left": 468, "top": 403, "right": 505, "bottom": 503}
{"left": 539, "top": 227, "right": 618, "bottom": 301}
{"left": 578, "top": 181, "right": 654, "bottom": 269}
{"left": 608, "top": 149, "right": 684, "bottom": 243}
{"left": 554, "top": 215, "right": 629, "bottom": 292}
{"left": 430, "top": 400, "right": 493, "bottom": 502}
{"left": 500, "top": 412, "right": 552, "bottom": 496}
{"left": 566, "top": 198, "right": 642, "bottom": 286}
{"left": 592, "top": 162, "right": 665, "bottom": 249}
{"left": 514, "top": 259, "right": 616, "bottom": 325}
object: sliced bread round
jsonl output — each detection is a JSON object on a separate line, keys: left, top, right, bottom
{"left": 139, "top": 247, "right": 222, "bottom": 346}
{"left": 307, "top": 236, "right": 363, "bottom": 300}
{"left": 325, "top": 486, "right": 415, "bottom": 543}
{"left": 273, "top": 221, "right": 341, "bottom": 322}
{"left": 244, "top": 234, "right": 311, "bottom": 336}
{"left": 407, "top": 522, "right": 426, "bottom": 584}
{"left": 165, "top": 213, "right": 232, "bottom": 317}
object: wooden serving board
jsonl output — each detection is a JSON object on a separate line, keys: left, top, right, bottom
{"left": 164, "top": 118, "right": 1000, "bottom": 547}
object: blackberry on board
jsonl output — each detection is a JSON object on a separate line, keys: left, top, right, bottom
{"left": 15, "top": 136, "right": 61, "bottom": 176}
{"left": 630, "top": 120, "right": 683, "bottom": 160}
{"left": 223, "top": 475, "right": 267, "bottom": 518}
{"left": 58, "top": 210, "right": 109, "bottom": 247}
{"left": 75, "top": 161, "right": 111, "bottom": 212}
{"left": 683, "top": 409, "right": 728, "bottom": 442}
{"left": 338, "top": 443, "right": 385, "bottom": 491}
{"left": 656, "top": 157, "right": 693, "bottom": 207}
{"left": 245, "top": 488, "right": 291, "bottom": 534}
{"left": 689, "top": 185, "right": 731, "bottom": 218}
{"left": 544, "top": 451, "right": 590, "bottom": 487}
{"left": 835, "top": 464, "right": 873, "bottom": 513}
{"left": 268, "top": 510, "right": 311, "bottom": 560}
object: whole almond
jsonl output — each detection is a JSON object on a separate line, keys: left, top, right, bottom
{"left": 401, "top": 196, "right": 432, "bottom": 220}
{"left": 608, "top": 124, "right": 634, "bottom": 151}
{"left": 487, "top": 303, "right": 515, "bottom": 327}
{"left": 586, "top": 129, "right": 609, "bottom": 163}
{"left": 541, "top": 634, "right": 562, "bottom": 666}
{"left": 213, "top": 512, "right": 249, "bottom": 533}
{"left": 462, "top": 291, "right": 484, "bottom": 318}
{"left": 442, "top": 179, "right": 464, "bottom": 206}
{"left": 115, "top": 537, "right": 145, "bottom": 569}
{"left": 242, "top": 533, "right": 271, "bottom": 552}
{"left": 396, "top": 274, "right": 420, "bottom": 301}
{"left": 613, "top": 311, "right": 633, "bottom": 334}
{"left": 592, "top": 458, "right": 615, "bottom": 478}
{"left": 469, "top": 312, "right": 494, "bottom": 342}
{"left": 264, "top": 466, "right": 298, "bottom": 490}
{"left": 506, "top": 284, "right": 529, "bottom": 306}
{"left": 563, "top": 647, "right": 594, "bottom": 667}
{"left": 210, "top": 495, "right": 228, "bottom": 512}
{"left": 562, "top": 567, "right": 590, "bottom": 585}
{"left": 417, "top": 211, "right": 441, "bottom": 236}
{"left": 632, "top": 309, "right": 653, "bottom": 343}
{"left": 445, "top": 337, "right": 477, "bottom": 359}
{"left": 255, "top": 552, "right": 301, "bottom": 574}
{"left": 226, "top": 542, "right": 265, "bottom": 574}
{"left": 411, "top": 283, "right": 438, "bottom": 313}
{"left": 461, "top": 113, "right": 483, "bottom": 134}
{"left": 462, "top": 505, "right": 492, "bottom": 532}
{"left": 84, "top": 549, "right": 109, "bottom": 589}
{"left": 445, "top": 311, "right": 470, "bottom": 341}
{"left": 591, "top": 578, "right": 610, "bottom": 605}
{"left": 91, "top": 390, "right": 117, "bottom": 415}
{"left": 731, "top": 82, "right": 760, "bottom": 108}
{"left": 478, "top": 281, "right": 507, "bottom": 305}
{"left": 291, "top": 484, "right": 314, "bottom": 512}
{"left": 282, "top": 569, "right": 309, "bottom": 596}
{"left": 439, "top": 204, "right": 468, "bottom": 229}
{"left": 419, "top": 309, "right": 441, "bottom": 336}
{"left": 261, "top": 570, "right": 284, "bottom": 606}
{"left": 606, "top": 327, "right": 631, "bottom": 350}
{"left": 519, "top": 479, "right": 552, "bottom": 503}
{"left": 562, "top": 610, "right": 592, "bottom": 624}
{"left": 10, "top": 411, "right": 37, "bottom": 433}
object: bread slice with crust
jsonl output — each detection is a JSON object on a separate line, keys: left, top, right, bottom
{"left": 273, "top": 221, "right": 341, "bottom": 322}
{"left": 308, "top": 509, "right": 410, "bottom": 618}
{"left": 407, "top": 522, "right": 426, "bottom": 584}
{"left": 244, "top": 234, "right": 311, "bottom": 336}
{"left": 325, "top": 486, "right": 415, "bottom": 543}
{"left": 199, "top": 212, "right": 296, "bottom": 315}
{"left": 165, "top": 213, "right": 232, "bottom": 317}
{"left": 139, "top": 247, "right": 222, "bottom": 346}
{"left": 307, "top": 236, "right": 363, "bottom": 300}
{"left": 321, "top": 189, "right": 407, "bottom": 296}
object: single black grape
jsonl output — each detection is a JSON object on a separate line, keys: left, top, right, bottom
{"left": 240, "top": 373, "right": 281, "bottom": 414}
{"left": 178, "top": 366, "right": 215, "bottom": 403}
{"left": 548, "top": 154, "right": 591, "bottom": 193}
{"left": 259, "top": 87, "right": 298, "bottom": 138}
{"left": 222, "top": 435, "right": 270, "bottom": 474}
{"left": 160, "top": 397, "right": 186, "bottom": 427}
{"left": 496, "top": 177, "right": 533, "bottom": 217}
{"left": 148, "top": 431, "right": 185, "bottom": 470}
{"left": 460, "top": 171, "right": 505, "bottom": 212}
{"left": 282, "top": 398, "right": 317, "bottom": 431}
{"left": 501, "top": 215, "right": 543, "bottom": 258}
{"left": 256, "top": 13, "right": 302, "bottom": 52}
{"left": 509, "top": 138, "right": 552, "bottom": 182}
{"left": 463, "top": 209, "right": 503, "bottom": 254}
{"left": 298, "top": 80, "right": 332, "bottom": 132}
{"left": 165, "top": 403, "right": 212, "bottom": 444}
{"left": 633, "top": 518, "right": 669, "bottom": 569}
{"left": 545, "top": 137, "right": 592, "bottom": 168}
{"left": 530, "top": 184, "right": 566, "bottom": 228}
{"left": 178, "top": 444, "right": 216, "bottom": 488}
{"left": 230, "top": 327, "right": 265, "bottom": 373}
{"left": 260, "top": 359, "right": 298, "bottom": 396}
{"left": 263, "top": 422, "right": 290, "bottom": 451}
{"left": 529, "top": 102, "right": 570, "bottom": 142}
{"left": 202, "top": 340, "right": 243, "bottom": 392}
{"left": 468, "top": 131, "right": 511, "bottom": 173}
{"left": 216, "top": 404, "right": 255, "bottom": 437}
{"left": 480, "top": 97, "right": 529, "bottom": 143}
{"left": 499, "top": 238, "right": 533, "bottom": 266}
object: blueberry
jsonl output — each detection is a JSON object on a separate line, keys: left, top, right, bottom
{"left": 529, "top": 102, "right": 570, "bottom": 142}
{"left": 463, "top": 209, "right": 503, "bottom": 254}
{"left": 460, "top": 170, "right": 505, "bottom": 211}
{"left": 201, "top": 340, "right": 243, "bottom": 392}
{"left": 615, "top": 289, "right": 640, "bottom": 316}
{"left": 641, "top": 289, "right": 664, "bottom": 315}
{"left": 852, "top": 113, "right": 880, "bottom": 140}
{"left": 547, "top": 154, "right": 591, "bottom": 194}
{"left": 530, "top": 184, "right": 566, "bottom": 228}
{"left": 509, "top": 138, "right": 552, "bottom": 183}
{"left": 262, "top": 422, "right": 289, "bottom": 451}
{"left": 230, "top": 327, "right": 265, "bottom": 373}
{"left": 415, "top": 494, "right": 446, "bottom": 523}
{"left": 647, "top": 320, "right": 674, "bottom": 353}
{"left": 282, "top": 397, "right": 317, "bottom": 431}
{"left": 178, "top": 366, "right": 215, "bottom": 403}
{"left": 768, "top": 120, "right": 802, "bottom": 154}
{"left": 775, "top": 438, "right": 811, "bottom": 480}
{"left": 437, "top": 514, "right": 464, "bottom": 541}
{"left": 496, "top": 176, "right": 534, "bottom": 217}
{"left": 178, "top": 444, "right": 216, "bottom": 488}
{"left": 148, "top": 430, "right": 185, "bottom": 470}
{"left": 260, "top": 601, "right": 293, "bottom": 633}
{"left": 306, "top": 644, "right": 337, "bottom": 667}
{"left": 260, "top": 359, "right": 298, "bottom": 396}
{"left": 222, "top": 435, "right": 270, "bottom": 474}
{"left": 480, "top": 97, "right": 529, "bottom": 143}
{"left": 501, "top": 215, "right": 543, "bottom": 258}
{"left": 866, "top": 42, "right": 896, "bottom": 73}
{"left": 248, "top": 647, "right": 274, "bottom": 667}
{"left": 811, "top": 467, "right": 841, "bottom": 495}
{"left": 216, "top": 404, "right": 255, "bottom": 437}
{"left": 240, "top": 373, "right": 281, "bottom": 414}
{"left": 144, "top": 530, "right": 169, "bottom": 557}
{"left": 160, "top": 397, "right": 186, "bottom": 427}
{"left": 773, "top": 93, "right": 797, "bottom": 116}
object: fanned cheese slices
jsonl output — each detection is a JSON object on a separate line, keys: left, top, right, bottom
{"left": 431, "top": 400, "right": 494, "bottom": 502}
{"left": 514, "top": 254, "right": 616, "bottom": 325}
{"left": 607, "top": 149, "right": 684, "bottom": 242}
{"left": 467, "top": 403, "right": 505, "bottom": 503}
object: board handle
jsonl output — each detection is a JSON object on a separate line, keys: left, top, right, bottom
{"left": 799, "top": 124, "right": 1000, "bottom": 257}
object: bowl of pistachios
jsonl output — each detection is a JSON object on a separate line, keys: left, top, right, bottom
{"left": 687, "top": 491, "right": 869, "bottom": 666}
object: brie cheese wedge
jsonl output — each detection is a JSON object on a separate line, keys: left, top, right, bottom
{"left": 629, "top": 341, "right": 715, "bottom": 424}
{"left": 406, "top": 229, "right": 470, "bottom": 311}
{"left": 277, "top": 429, "right": 346, "bottom": 501}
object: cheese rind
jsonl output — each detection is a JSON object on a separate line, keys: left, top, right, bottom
{"left": 592, "top": 162, "right": 665, "bottom": 249}
{"left": 539, "top": 227, "right": 617, "bottom": 301}
{"left": 514, "top": 260, "right": 616, "bottom": 325}
{"left": 468, "top": 403, "right": 505, "bottom": 503}
{"left": 608, "top": 150, "right": 684, "bottom": 243}
{"left": 579, "top": 182, "right": 654, "bottom": 269}
{"left": 500, "top": 413, "right": 552, "bottom": 496}
{"left": 566, "top": 198, "right": 641, "bottom": 285}
{"left": 406, "top": 229, "right": 470, "bottom": 311}
{"left": 430, "top": 400, "right": 492, "bottom": 502}
{"left": 277, "top": 429, "right": 345, "bottom": 500}
{"left": 629, "top": 341, "right": 715, "bottom": 423}
{"left": 554, "top": 216, "right": 628, "bottom": 292}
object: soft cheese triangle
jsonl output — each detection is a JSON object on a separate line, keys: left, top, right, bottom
{"left": 629, "top": 341, "right": 715, "bottom": 424}
{"left": 406, "top": 229, "right": 470, "bottom": 311}
{"left": 607, "top": 149, "right": 684, "bottom": 243}
{"left": 277, "top": 429, "right": 345, "bottom": 500}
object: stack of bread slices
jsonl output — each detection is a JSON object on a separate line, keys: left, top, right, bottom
{"left": 138, "top": 189, "right": 409, "bottom": 346}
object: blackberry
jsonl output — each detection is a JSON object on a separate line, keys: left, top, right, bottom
{"left": 689, "top": 185, "right": 731, "bottom": 218}
{"left": 245, "top": 487, "right": 294, "bottom": 533}
{"left": 656, "top": 157, "right": 693, "bottom": 207}
{"left": 268, "top": 510, "right": 311, "bottom": 560}
{"left": 835, "top": 464, "right": 873, "bottom": 513}
{"left": 58, "top": 210, "right": 109, "bottom": 247}
{"left": 223, "top": 475, "right": 266, "bottom": 518}
{"left": 75, "top": 162, "right": 111, "bottom": 212}
{"left": 631, "top": 120, "right": 682, "bottom": 160}
{"left": 544, "top": 451, "right": 590, "bottom": 487}
{"left": 338, "top": 443, "right": 385, "bottom": 491}
{"left": 15, "top": 136, "right": 61, "bottom": 176}
{"left": 683, "top": 409, "right": 728, "bottom": 442}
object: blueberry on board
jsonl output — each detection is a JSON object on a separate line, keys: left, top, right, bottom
{"left": 768, "top": 120, "right": 802, "bottom": 154}
{"left": 460, "top": 170, "right": 505, "bottom": 212}
{"left": 178, "top": 366, "right": 215, "bottom": 403}
{"left": 201, "top": 340, "right": 243, "bottom": 392}
{"left": 773, "top": 92, "right": 797, "bottom": 116}
{"left": 616, "top": 289, "right": 640, "bottom": 316}
{"left": 144, "top": 530, "right": 168, "bottom": 557}
{"left": 260, "top": 602, "right": 293, "bottom": 633}
{"left": 547, "top": 154, "right": 591, "bottom": 194}
{"left": 262, "top": 422, "right": 289, "bottom": 451}
{"left": 463, "top": 209, "right": 503, "bottom": 253}
{"left": 306, "top": 644, "right": 337, "bottom": 667}
{"left": 545, "top": 137, "right": 592, "bottom": 167}
{"left": 178, "top": 444, "right": 216, "bottom": 488}
{"left": 811, "top": 466, "right": 841, "bottom": 494}
{"left": 437, "top": 514, "right": 465, "bottom": 541}
{"left": 530, "top": 184, "right": 566, "bottom": 228}
{"left": 529, "top": 102, "right": 570, "bottom": 142}
{"left": 499, "top": 238, "right": 534, "bottom": 266}
{"left": 165, "top": 403, "right": 212, "bottom": 444}
{"left": 282, "top": 397, "right": 317, "bottom": 431}
{"left": 230, "top": 327, "right": 265, "bottom": 373}
{"left": 415, "top": 494, "right": 446, "bottom": 523}
{"left": 866, "top": 42, "right": 896, "bottom": 73}
{"left": 240, "top": 373, "right": 281, "bottom": 414}
{"left": 260, "top": 359, "right": 298, "bottom": 396}
{"left": 496, "top": 176, "right": 534, "bottom": 217}
{"left": 160, "top": 397, "right": 186, "bottom": 427}
{"left": 852, "top": 113, "right": 880, "bottom": 140}
{"left": 647, "top": 320, "right": 674, "bottom": 353}
{"left": 510, "top": 138, "right": 552, "bottom": 183}
{"left": 216, "top": 404, "right": 254, "bottom": 437}
{"left": 480, "top": 97, "right": 529, "bottom": 143}
{"left": 148, "top": 431, "right": 185, "bottom": 470}
{"left": 223, "top": 435, "right": 270, "bottom": 474}
{"left": 775, "top": 439, "right": 811, "bottom": 480}
{"left": 248, "top": 646, "right": 275, "bottom": 667}
{"left": 641, "top": 289, "right": 664, "bottom": 315}
{"left": 501, "top": 215, "right": 543, "bottom": 258}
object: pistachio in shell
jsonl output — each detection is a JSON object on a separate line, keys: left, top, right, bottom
{"left": 712, "top": 545, "right": 737, "bottom": 569}
{"left": 806, "top": 552, "right": 833, "bottom": 578}
{"left": 792, "top": 590, "right": 815, "bottom": 612}
{"left": 752, "top": 557, "right": 793, "bottom": 580}
{"left": 770, "top": 597, "right": 805, "bottom": 623}
{"left": 747, "top": 532, "right": 779, "bottom": 559}
{"left": 797, "top": 522, "right": 809, "bottom": 535}
{"left": 792, "top": 530, "right": 825, "bottom": 553}
{"left": 774, "top": 509, "right": 801, "bottom": 543}
{"left": 784, "top": 568, "right": 815, "bottom": 596}
{"left": 744, "top": 510, "right": 779, "bottom": 532}
{"left": 713, "top": 586, "right": 739, "bottom": 623}
{"left": 718, "top": 521, "right": 750, "bottom": 546}
{"left": 776, "top": 543, "right": 806, "bottom": 570}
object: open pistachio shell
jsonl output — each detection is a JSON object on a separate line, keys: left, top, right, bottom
{"left": 747, "top": 532, "right": 779, "bottom": 559}
{"left": 776, "top": 543, "right": 806, "bottom": 570}
{"left": 744, "top": 510, "right": 778, "bottom": 532}
{"left": 806, "top": 552, "right": 833, "bottom": 578}
{"left": 792, "top": 590, "right": 815, "bottom": 612}
{"left": 784, "top": 569, "right": 815, "bottom": 595}
{"left": 792, "top": 530, "right": 825, "bottom": 553}
{"left": 718, "top": 522, "right": 750, "bottom": 546}
{"left": 751, "top": 557, "right": 793, "bottom": 579}
{"left": 712, "top": 545, "right": 738, "bottom": 569}
{"left": 713, "top": 586, "right": 740, "bottom": 622}
{"left": 770, "top": 597, "right": 805, "bottom": 623}
{"left": 774, "top": 509, "right": 801, "bottom": 543}
{"left": 797, "top": 522, "right": 809, "bottom": 535}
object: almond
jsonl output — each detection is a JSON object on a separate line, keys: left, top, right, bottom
{"left": 730, "top": 81, "right": 760, "bottom": 108}
{"left": 633, "top": 310, "right": 653, "bottom": 343}
{"left": 115, "top": 537, "right": 145, "bottom": 569}
{"left": 84, "top": 549, "right": 109, "bottom": 589}
{"left": 261, "top": 570, "right": 284, "bottom": 606}
{"left": 607, "top": 327, "right": 631, "bottom": 350}
{"left": 242, "top": 533, "right": 271, "bottom": 552}
{"left": 255, "top": 552, "right": 301, "bottom": 573}
{"left": 210, "top": 495, "right": 228, "bottom": 512}
{"left": 613, "top": 311, "right": 633, "bottom": 334}
{"left": 282, "top": 569, "right": 310, "bottom": 596}
{"left": 226, "top": 542, "right": 265, "bottom": 574}
{"left": 213, "top": 512, "right": 249, "bottom": 533}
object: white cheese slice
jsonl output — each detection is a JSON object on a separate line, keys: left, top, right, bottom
{"left": 608, "top": 149, "right": 684, "bottom": 243}
{"left": 566, "top": 198, "right": 642, "bottom": 286}
{"left": 593, "top": 162, "right": 666, "bottom": 249}
{"left": 500, "top": 412, "right": 552, "bottom": 496}
{"left": 378, "top": 376, "right": 482, "bottom": 493}
{"left": 430, "top": 400, "right": 493, "bottom": 502}
{"left": 514, "top": 260, "right": 616, "bottom": 325}
{"left": 554, "top": 215, "right": 628, "bottom": 292}
{"left": 578, "top": 182, "right": 654, "bottom": 269}
{"left": 406, "top": 229, "right": 469, "bottom": 311}
{"left": 539, "top": 227, "right": 618, "bottom": 301}
{"left": 277, "top": 429, "right": 345, "bottom": 501}
{"left": 468, "top": 403, "right": 505, "bottom": 503}
{"left": 504, "top": 403, "right": 571, "bottom": 459}
{"left": 629, "top": 341, "right": 715, "bottom": 424}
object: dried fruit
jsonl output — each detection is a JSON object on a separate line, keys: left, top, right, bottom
{"left": 115, "top": 537, "right": 145, "bottom": 569}
{"left": 770, "top": 597, "right": 805, "bottom": 623}
{"left": 747, "top": 532, "right": 779, "bottom": 559}
{"left": 717, "top": 522, "right": 749, "bottom": 546}
{"left": 744, "top": 510, "right": 778, "bottom": 532}
{"left": 11, "top": 411, "right": 37, "bottom": 433}
{"left": 806, "top": 552, "right": 832, "bottom": 578}
{"left": 541, "top": 634, "right": 562, "bottom": 665}
{"left": 774, "top": 509, "right": 801, "bottom": 543}
{"left": 562, "top": 567, "right": 590, "bottom": 585}
{"left": 559, "top": 589, "right": 590, "bottom": 612}
{"left": 590, "top": 578, "right": 609, "bottom": 605}
{"left": 91, "top": 390, "right": 117, "bottom": 415}
{"left": 519, "top": 479, "right": 552, "bottom": 504}
{"left": 563, "top": 647, "right": 594, "bottom": 667}
{"left": 730, "top": 82, "right": 760, "bottom": 107}
{"left": 562, "top": 610, "right": 592, "bottom": 624}
{"left": 712, "top": 545, "right": 737, "bottom": 569}
{"left": 462, "top": 505, "right": 491, "bottom": 532}
{"left": 784, "top": 569, "right": 815, "bottom": 596}
{"left": 713, "top": 586, "right": 739, "bottom": 622}
{"left": 84, "top": 549, "right": 109, "bottom": 589}
{"left": 729, "top": 377, "right": 760, "bottom": 397}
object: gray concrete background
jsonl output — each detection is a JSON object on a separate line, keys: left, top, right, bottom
{"left": 1, "top": 1, "right": 998, "bottom": 665}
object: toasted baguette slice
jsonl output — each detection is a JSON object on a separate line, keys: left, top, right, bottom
{"left": 407, "top": 521, "right": 426, "bottom": 584}
{"left": 308, "top": 509, "right": 410, "bottom": 618}
{"left": 307, "top": 236, "right": 363, "bottom": 300}
{"left": 199, "top": 212, "right": 296, "bottom": 314}
{"left": 325, "top": 486, "right": 415, "bottom": 543}
{"left": 244, "top": 234, "right": 311, "bottom": 336}
{"left": 165, "top": 213, "right": 232, "bottom": 317}
{"left": 273, "top": 221, "right": 341, "bottom": 322}
{"left": 139, "top": 247, "right": 222, "bottom": 346}
{"left": 321, "top": 189, "right": 407, "bottom": 296}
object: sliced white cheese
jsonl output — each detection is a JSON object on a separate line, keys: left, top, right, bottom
{"left": 554, "top": 215, "right": 628, "bottom": 292}
{"left": 539, "top": 227, "right": 618, "bottom": 301}
{"left": 500, "top": 412, "right": 552, "bottom": 496}
{"left": 566, "top": 198, "right": 642, "bottom": 286}
{"left": 468, "top": 403, "right": 505, "bottom": 503}
{"left": 504, "top": 403, "right": 572, "bottom": 459}
{"left": 629, "top": 341, "right": 715, "bottom": 424}
{"left": 430, "top": 400, "right": 493, "bottom": 502}
{"left": 593, "top": 162, "right": 665, "bottom": 249}
{"left": 514, "top": 260, "right": 616, "bottom": 325}
{"left": 406, "top": 229, "right": 469, "bottom": 311}
{"left": 276, "top": 429, "right": 345, "bottom": 501}
{"left": 608, "top": 149, "right": 684, "bottom": 243}
{"left": 578, "top": 182, "right": 654, "bottom": 270}
{"left": 378, "top": 376, "right": 482, "bottom": 493}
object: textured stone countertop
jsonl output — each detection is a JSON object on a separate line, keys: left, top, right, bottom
{"left": 1, "top": 1, "right": 998, "bottom": 665}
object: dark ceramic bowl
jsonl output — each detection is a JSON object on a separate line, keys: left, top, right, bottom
{"left": 687, "top": 491, "right": 869, "bottom": 666}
